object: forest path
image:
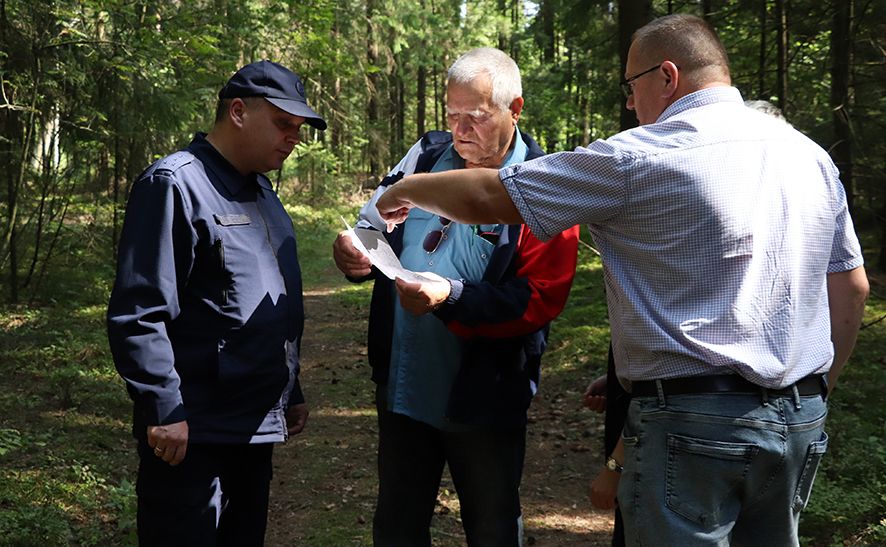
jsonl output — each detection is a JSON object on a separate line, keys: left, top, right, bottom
{"left": 265, "top": 287, "right": 614, "bottom": 546}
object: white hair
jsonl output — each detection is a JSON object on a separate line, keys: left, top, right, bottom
{"left": 447, "top": 48, "right": 522, "bottom": 111}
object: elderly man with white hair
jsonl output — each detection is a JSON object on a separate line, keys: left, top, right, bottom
{"left": 333, "top": 47, "right": 579, "bottom": 546}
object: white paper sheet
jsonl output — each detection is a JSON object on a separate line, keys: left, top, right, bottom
{"left": 341, "top": 217, "right": 434, "bottom": 283}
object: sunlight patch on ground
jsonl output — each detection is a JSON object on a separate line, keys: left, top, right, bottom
{"left": 72, "top": 304, "right": 106, "bottom": 320}
{"left": 525, "top": 511, "right": 612, "bottom": 533}
{"left": 304, "top": 284, "right": 371, "bottom": 297}
{"left": 304, "top": 288, "right": 340, "bottom": 297}
{"left": 0, "top": 308, "right": 43, "bottom": 331}
{"left": 311, "top": 407, "right": 376, "bottom": 418}
{"left": 41, "top": 410, "right": 129, "bottom": 430}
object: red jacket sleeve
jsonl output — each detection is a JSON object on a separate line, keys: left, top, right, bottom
{"left": 445, "top": 224, "right": 580, "bottom": 338}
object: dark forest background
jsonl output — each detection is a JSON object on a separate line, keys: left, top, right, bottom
{"left": 1, "top": 0, "right": 884, "bottom": 301}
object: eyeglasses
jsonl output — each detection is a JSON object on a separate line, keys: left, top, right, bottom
{"left": 619, "top": 63, "right": 663, "bottom": 97}
{"left": 422, "top": 216, "right": 452, "bottom": 253}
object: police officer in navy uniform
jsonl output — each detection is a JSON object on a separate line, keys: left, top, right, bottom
{"left": 107, "top": 60, "right": 326, "bottom": 546}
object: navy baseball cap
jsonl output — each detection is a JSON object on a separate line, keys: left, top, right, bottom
{"left": 219, "top": 60, "right": 327, "bottom": 130}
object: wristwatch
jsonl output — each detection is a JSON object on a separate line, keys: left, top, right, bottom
{"left": 605, "top": 457, "right": 624, "bottom": 473}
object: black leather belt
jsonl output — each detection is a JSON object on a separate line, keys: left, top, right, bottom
{"left": 631, "top": 374, "right": 825, "bottom": 398}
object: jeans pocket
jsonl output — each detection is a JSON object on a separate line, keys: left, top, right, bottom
{"left": 665, "top": 433, "right": 758, "bottom": 528}
{"left": 791, "top": 431, "right": 829, "bottom": 513}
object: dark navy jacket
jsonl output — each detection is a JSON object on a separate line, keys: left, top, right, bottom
{"left": 107, "top": 134, "right": 304, "bottom": 444}
{"left": 359, "top": 130, "right": 579, "bottom": 429}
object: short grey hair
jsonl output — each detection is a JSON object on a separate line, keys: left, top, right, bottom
{"left": 632, "top": 14, "right": 730, "bottom": 84}
{"left": 447, "top": 48, "right": 522, "bottom": 111}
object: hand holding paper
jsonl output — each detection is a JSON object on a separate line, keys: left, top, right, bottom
{"left": 338, "top": 217, "right": 434, "bottom": 283}
{"left": 395, "top": 271, "right": 451, "bottom": 316}
{"left": 333, "top": 230, "right": 373, "bottom": 278}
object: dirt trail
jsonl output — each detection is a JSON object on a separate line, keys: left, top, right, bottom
{"left": 266, "top": 289, "right": 614, "bottom": 546}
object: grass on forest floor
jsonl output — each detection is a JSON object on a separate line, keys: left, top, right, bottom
{"left": 0, "top": 197, "right": 884, "bottom": 546}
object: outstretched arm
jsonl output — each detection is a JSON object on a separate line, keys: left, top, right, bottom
{"left": 375, "top": 169, "right": 523, "bottom": 229}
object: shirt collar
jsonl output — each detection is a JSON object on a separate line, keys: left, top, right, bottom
{"left": 501, "top": 126, "right": 528, "bottom": 168}
{"left": 656, "top": 86, "right": 744, "bottom": 123}
{"left": 187, "top": 133, "right": 272, "bottom": 196}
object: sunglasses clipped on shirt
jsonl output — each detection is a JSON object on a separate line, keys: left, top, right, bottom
{"left": 422, "top": 217, "right": 502, "bottom": 254}
{"left": 423, "top": 216, "right": 452, "bottom": 253}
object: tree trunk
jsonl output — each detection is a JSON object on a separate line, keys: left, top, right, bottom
{"left": 24, "top": 125, "right": 54, "bottom": 289}
{"left": 439, "top": 53, "right": 449, "bottom": 132}
{"left": 702, "top": 0, "right": 713, "bottom": 20}
{"left": 366, "top": 0, "right": 380, "bottom": 175}
{"left": 540, "top": 0, "right": 555, "bottom": 63}
{"left": 510, "top": 0, "right": 520, "bottom": 64}
{"left": 497, "top": 0, "right": 508, "bottom": 52}
{"left": 758, "top": 0, "right": 768, "bottom": 98}
{"left": 830, "top": 0, "right": 853, "bottom": 212}
{"left": 397, "top": 70, "right": 405, "bottom": 156}
{"left": 331, "top": 10, "right": 343, "bottom": 159}
{"left": 775, "top": 0, "right": 788, "bottom": 116}
{"left": 3, "top": 71, "right": 38, "bottom": 303}
{"left": 618, "top": 0, "right": 653, "bottom": 131}
{"left": 417, "top": 63, "right": 426, "bottom": 138}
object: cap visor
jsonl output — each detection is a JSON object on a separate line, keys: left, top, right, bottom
{"left": 265, "top": 97, "right": 327, "bottom": 130}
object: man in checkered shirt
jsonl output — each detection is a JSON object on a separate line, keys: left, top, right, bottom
{"left": 375, "top": 13, "right": 869, "bottom": 547}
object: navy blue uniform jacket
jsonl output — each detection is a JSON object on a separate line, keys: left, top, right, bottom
{"left": 107, "top": 134, "right": 304, "bottom": 444}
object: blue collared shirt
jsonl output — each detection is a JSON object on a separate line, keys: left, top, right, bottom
{"left": 388, "top": 131, "right": 528, "bottom": 428}
{"left": 500, "top": 87, "right": 863, "bottom": 388}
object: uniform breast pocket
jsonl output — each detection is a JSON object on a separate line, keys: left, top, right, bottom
{"left": 212, "top": 214, "right": 270, "bottom": 312}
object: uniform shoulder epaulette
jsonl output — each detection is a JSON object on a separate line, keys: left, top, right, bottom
{"left": 153, "top": 151, "right": 196, "bottom": 174}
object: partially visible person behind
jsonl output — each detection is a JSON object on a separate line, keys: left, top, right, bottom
{"left": 374, "top": 14, "right": 869, "bottom": 547}
{"left": 744, "top": 98, "right": 786, "bottom": 121}
{"left": 333, "top": 47, "right": 579, "bottom": 546}
{"left": 583, "top": 347, "right": 630, "bottom": 547}
{"left": 107, "top": 60, "right": 326, "bottom": 546}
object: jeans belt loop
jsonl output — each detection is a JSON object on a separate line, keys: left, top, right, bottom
{"left": 792, "top": 384, "right": 802, "bottom": 410}
{"left": 760, "top": 387, "right": 770, "bottom": 407}
{"left": 655, "top": 379, "right": 666, "bottom": 409}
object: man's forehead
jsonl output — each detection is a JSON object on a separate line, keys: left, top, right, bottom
{"left": 625, "top": 44, "right": 644, "bottom": 71}
{"left": 446, "top": 90, "right": 496, "bottom": 113}
{"left": 445, "top": 105, "right": 491, "bottom": 116}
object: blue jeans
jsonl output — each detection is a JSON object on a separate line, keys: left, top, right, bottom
{"left": 373, "top": 393, "right": 525, "bottom": 546}
{"left": 618, "top": 389, "right": 828, "bottom": 546}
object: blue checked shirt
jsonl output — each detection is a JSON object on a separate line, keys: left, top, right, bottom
{"left": 500, "top": 87, "right": 864, "bottom": 389}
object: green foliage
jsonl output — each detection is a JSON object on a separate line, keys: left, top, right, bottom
{"left": 0, "top": 501, "right": 73, "bottom": 546}
{"left": 283, "top": 141, "right": 346, "bottom": 203}
{"left": 0, "top": 429, "right": 23, "bottom": 457}
{"left": 795, "top": 292, "right": 886, "bottom": 546}
{"left": 284, "top": 196, "right": 365, "bottom": 287}
{"left": 3, "top": 0, "right": 884, "bottom": 304}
